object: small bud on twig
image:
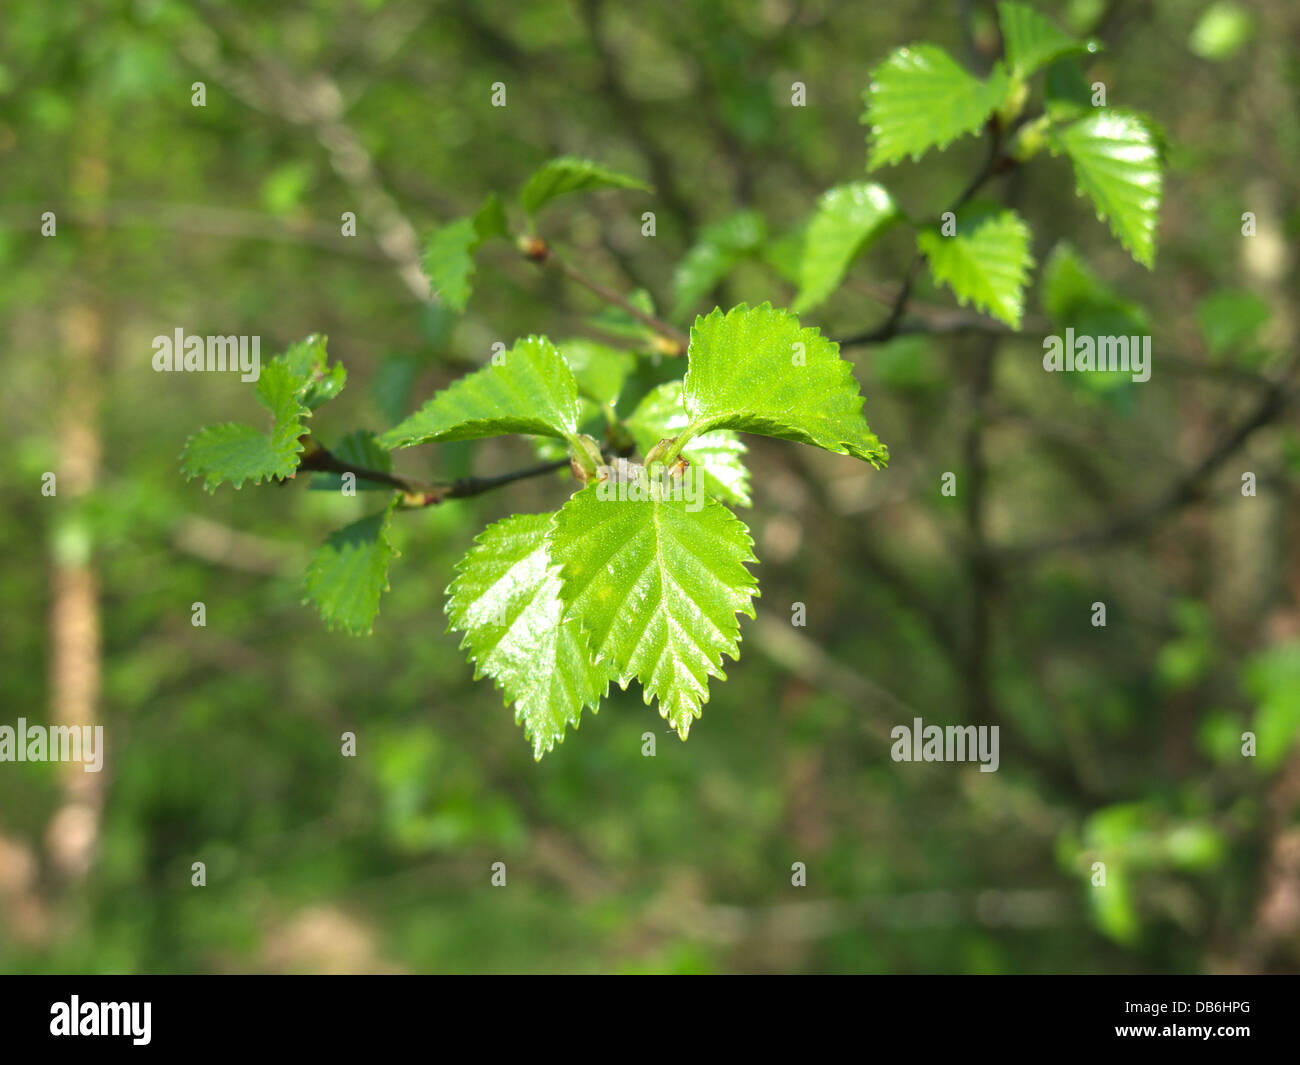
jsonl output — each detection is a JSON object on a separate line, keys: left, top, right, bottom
{"left": 517, "top": 235, "right": 549, "bottom": 262}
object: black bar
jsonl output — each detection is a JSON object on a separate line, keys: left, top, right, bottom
{"left": 1, "top": 975, "right": 1293, "bottom": 1052}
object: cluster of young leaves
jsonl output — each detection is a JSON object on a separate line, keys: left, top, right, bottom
{"left": 180, "top": 335, "right": 345, "bottom": 490}
{"left": 181, "top": 306, "right": 885, "bottom": 759}
{"left": 848, "top": 3, "right": 1163, "bottom": 324}
{"left": 665, "top": 3, "right": 1162, "bottom": 336}
{"left": 180, "top": 336, "right": 401, "bottom": 636}
{"left": 390, "top": 303, "right": 884, "bottom": 756}
{"left": 422, "top": 4, "right": 1163, "bottom": 344}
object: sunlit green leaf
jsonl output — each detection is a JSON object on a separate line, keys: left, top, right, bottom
{"left": 447, "top": 513, "right": 613, "bottom": 759}
{"left": 863, "top": 45, "right": 1009, "bottom": 169}
{"left": 917, "top": 207, "right": 1034, "bottom": 329}
{"left": 681, "top": 303, "right": 887, "bottom": 465}
{"left": 998, "top": 2, "right": 1093, "bottom": 79}
{"left": 549, "top": 485, "right": 758, "bottom": 736}
{"left": 380, "top": 336, "right": 580, "bottom": 448}
{"left": 1051, "top": 110, "right": 1162, "bottom": 267}
{"left": 794, "top": 183, "right": 897, "bottom": 312}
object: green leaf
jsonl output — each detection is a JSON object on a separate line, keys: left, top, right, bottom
{"left": 1162, "top": 823, "right": 1226, "bottom": 872}
{"left": 1051, "top": 110, "right": 1162, "bottom": 267}
{"left": 519, "top": 156, "right": 649, "bottom": 217}
{"left": 1041, "top": 242, "right": 1148, "bottom": 335}
{"left": 1089, "top": 861, "right": 1140, "bottom": 944}
{"left": 917, "top": 207, "right": 1034, "bottom": 329}
{"left": 863, "top": 45, "right": 1010, "bottom": 169}
{"left": 1040, "top": 243, "right": 1111, "bottom": 318}
{"left": 423, "top": 196, "right": 509, "bottom": 312}
{"left": 998, "top": 2, "right": 1093, "bottom": 79}
{"left": 379, "top": 335, "right": 581, "bottom": 449}
{"left": 587, "top": 288, "right": 660, "bottom": 341}
{"left": 1245, "top": 643, "right": 1300, "bottom": 771}
{"left": 794, "top": 183, "right": 897, "bottom": 312}
{"left": 1044, "top": 55, "right": 1093, "bottom": 120}
{"left": 447, "top": 513, "right": 612, "bottom": 759}
{"left": 371, "top": 353, "right": 420, "bottom": 425}
{"left": 1189, "top": 1, "right": 1254, "bottom": 61}
{"left": 557, "top": 338, "right": 636, "bottom": 408}
{"left": 472, "top": 192, "right": 508, "bottom": 241}
{"left": 279, "top": 334, "right": 346, "bottom": 411}
{"left": 253, "top": 359, "right": 309, "bottom": 436}
{"left": 181, "top": 334, "right": 345, "bottom": 491}
{"left": 423, "top": 217, "right": 480, "bottom": 312}
{"left": 681, "top": 303, "right": 886, "bottom": 465}
{"left": 180, "top": 422, "right": 302, "bottom": 491}
{"left": 761, "top": 226, "right": 806, "bottom": 286}
{"left": 309, "top": 429, "right": 393, "bottom": 492}
{"left": 549, "top": 485, "right": 758, "bottom": 736}
{"left": 261, "top": 162, "right": 312, "bottom": 215}
{"left": 671, "top": 210, "right": 766, "bottom": 320}
{"left": 871, "top": 334, "right": 942, "bottom": 392}
{"left": 1195, "top": 290, "right": 1271, "bottom": 358}
{"left": 532, "top": 396, "right": 604, "bottom": 464}
{"left": 626, "top": 381, "right": 751, "bottom": 507}
{"left": 303, "top": 499, "right": 398, "bottom": 635}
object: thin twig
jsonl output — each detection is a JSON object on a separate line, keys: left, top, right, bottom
{"left": 836, "top": 123, "right": 1012, "bottom": 349}
{"left": 297, "top": 446, "right": 569, "bottom": 507}
{"left": 435, "top": 458, "right": 573, "bottom": 502}
{"left": 991, "top": 371, "right": 1295, "bottom": 562}
{"left": 524, "top": 240, "right": 689, "bottom": 352}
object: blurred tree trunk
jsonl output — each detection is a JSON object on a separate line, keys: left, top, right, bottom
{"left": 1211, "top": 2, "right": 1295, "bottom": 631}
{"left": 45, "top": 107, "right": 110, "bottom": 883}
{"left": 1220, "top": 0, "right": 1300, "bottom": 971}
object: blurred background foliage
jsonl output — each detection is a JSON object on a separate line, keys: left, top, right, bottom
{"left": 1, "top": 0, "right": 1298, "bottom": 973}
